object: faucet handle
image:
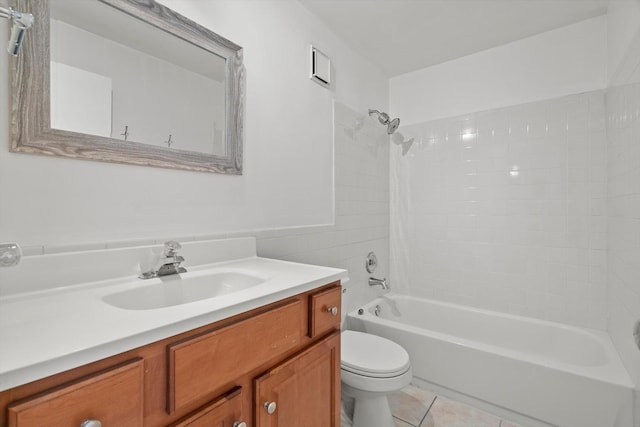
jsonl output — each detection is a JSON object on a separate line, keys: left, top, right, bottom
{"left": 164, "top": 241, "right": 182, "bottom": 257}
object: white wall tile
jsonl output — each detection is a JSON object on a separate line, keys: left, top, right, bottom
{"left": 607, "top": 78, "right": 640, "bottom": 393}
{"left": 391, "top": 91, "right": 607, "bottom": 329}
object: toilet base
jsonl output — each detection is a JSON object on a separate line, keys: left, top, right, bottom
{"left": 341, "top": 397, "right": 354, "bottom": 426}
{"left": 351, "top": 394, "right": 394, "bottom": 427}
{"left": 342, "top": 381, "right": 404, "bottom": 427}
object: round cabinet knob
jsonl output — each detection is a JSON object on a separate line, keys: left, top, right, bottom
{"left": 326, "top": 306, "right": 338, "bottom": 316}
{"left": 233, "top": 422, "right": 247, "bottom": 427}
{"left": 80, "top": 421, "right": 102, "bottom": 427}
{"left": 264, "top": 401, "right": 277, "bottom": 415}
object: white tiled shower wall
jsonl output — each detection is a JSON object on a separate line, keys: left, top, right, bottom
{"left": 391, "top": 91, "right": 608, "bottom": 329}
{"left": 606, "top": 55, "right": 640, "bottom": 405}
{"left": 18, "top": 101, "right": 390, "bottom": 314}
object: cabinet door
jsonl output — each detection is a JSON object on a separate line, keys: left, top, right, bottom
{"left": 170, "top": 387, "right": 245, "bottom": 427}
{"left": 8, "top": 359, "right": 143, "bottom": 427}
{"left": 254, "top": 331, "right": 340, "bottom": 427}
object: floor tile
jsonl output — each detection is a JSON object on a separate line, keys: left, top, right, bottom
{"left": 402, "top": 384, "right": 438, "bottom": 405}
{"left": 420, "top": 396, "right": 501, "bottom": 427}
{"left": 388, "top": 385, "right": 436, "bottom": 426}
{"left": 394, "top": 416, "right": 415, "bottom": 427}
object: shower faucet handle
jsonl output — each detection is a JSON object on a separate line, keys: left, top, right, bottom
{"left": 365, "top": 252, "right": 378, "bottom": 273}
{"left": 0, "top": 243, "right": 22, "bottom": 267}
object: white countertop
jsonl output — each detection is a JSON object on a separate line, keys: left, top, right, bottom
{"left": 0, "top": 256, "right": 347, "bottom": 392}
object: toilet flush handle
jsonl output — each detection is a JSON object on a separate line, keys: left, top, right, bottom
{"left": 264, "top": 401, "right": 277, "bottom": 415}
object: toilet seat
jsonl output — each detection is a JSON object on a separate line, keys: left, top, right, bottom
{"left": 341, "top": 330, "right": 411, "bottom": 378}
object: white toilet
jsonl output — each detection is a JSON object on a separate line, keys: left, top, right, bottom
{"left": 341, "top": 329, "right": 412, "bottom": 427}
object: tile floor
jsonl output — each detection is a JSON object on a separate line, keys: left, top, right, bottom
{"left": 388, "top": 384, "right": 524, "bottom": 427}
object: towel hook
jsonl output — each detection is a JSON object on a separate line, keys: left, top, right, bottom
{"left": 120, "top": 125, "right": 129, "bottom": 141}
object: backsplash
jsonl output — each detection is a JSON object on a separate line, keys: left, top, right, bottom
{"left": 7, "top": 101, "right": 391, "bottom": 313}
{"left": 391, "top": 90, "right": 607, "bottom": 329}
{"left": 0, "top": 238, "right": 257, "bottom": 296}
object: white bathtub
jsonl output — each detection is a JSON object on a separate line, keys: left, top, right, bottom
{"left": 347, "top": 294, "right": 634, "bottom": 427}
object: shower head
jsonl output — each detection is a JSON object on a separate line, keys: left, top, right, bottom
{"left": 369, "top": 108, "right": 412, "bottom": 155}
{"left": 388, "top": 117, "right": 400, "bottom": 134}
{"left": 0, "top": 6, "right": 34, "bottom": 56}
{"left": 368, "top": 109, "right": 400, "bottom": 134}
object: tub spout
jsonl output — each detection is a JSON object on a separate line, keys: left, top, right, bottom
{"left": 369, "top": 277, "right": 389, "bottom": 290}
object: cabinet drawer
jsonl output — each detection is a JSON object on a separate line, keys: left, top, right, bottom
{"left": 168, "top": 298, "right": 304, "bottom": 413}
{"left": 8, "top": 359, "right": 143, "bottom": 427}
{"left": 170, "top": 387, "right": 244, "bottom": 427}
{"left": 308, "top": 284, "right": 341, "bottom": 338}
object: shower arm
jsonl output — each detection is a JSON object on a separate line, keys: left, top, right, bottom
{"left": 368, "top": 108, "right": 400, "bottom": 134}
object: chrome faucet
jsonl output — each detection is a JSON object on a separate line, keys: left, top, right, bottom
{"left": 139, "top": 241, "right": 187, "bottom": 279}
{"left": 368, "top": 277, "right": 389, "bottom": 290}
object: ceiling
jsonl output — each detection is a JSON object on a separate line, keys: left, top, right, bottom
{"left": 299, "top": 0, "right": 609, "bottom": 77}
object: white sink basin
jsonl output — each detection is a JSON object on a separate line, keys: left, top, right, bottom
{"left": 103, "top": 271, "right": 267, "bottom": 310}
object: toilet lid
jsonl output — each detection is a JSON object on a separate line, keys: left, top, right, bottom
{"left": 341, "top": 330, "right": 411, "bottom": 378}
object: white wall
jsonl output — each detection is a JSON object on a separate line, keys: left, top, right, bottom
{"left": 0, "top": 0, "right": 388, "bottom": 248}
{"left": 256, "top": 101, "right": 391, "bottom": 313}
{"left": 608, "top": 0, "right": 640, "bottom": 84}
{"left": 390, "top": 16, "right": 607, "bottom": 125}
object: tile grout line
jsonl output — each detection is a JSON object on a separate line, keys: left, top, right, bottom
{"left": 391, "top": 415, "right": 416, "bottom": 427}
{"left": 417, "top": 396, "right": 438, "bottom": 427}
{"left": 393, "top": 411, "right": 421, "bottom": 427}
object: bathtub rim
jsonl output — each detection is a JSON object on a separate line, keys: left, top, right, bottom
{"left": 349, "top": 293, "right": 634, "bottom": 390}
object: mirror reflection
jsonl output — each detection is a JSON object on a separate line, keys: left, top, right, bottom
{"left": 49, "top": 0, "right": 227, "bottom": 155}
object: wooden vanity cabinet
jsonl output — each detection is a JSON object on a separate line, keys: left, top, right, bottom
{"left": 7, "top": 359, "right": 144, "bottom": 427}
{"left": 167, "top": 299, "right": 305, "bottom": 414}
{"left": 308, "top": 285, "right": 341, "bottom": 338}
{"left": 254, "top": 331, "right": 340, "bottom": 427}
{"left": 0, "top": 282, "right": 341, "bottom": 427}
{"left": 169, "top": 387, "right": 243, "bottom": 427}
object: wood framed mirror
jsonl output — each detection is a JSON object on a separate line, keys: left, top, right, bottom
{"left": 10, "top": 0, "right": 244, "bottom": 174}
